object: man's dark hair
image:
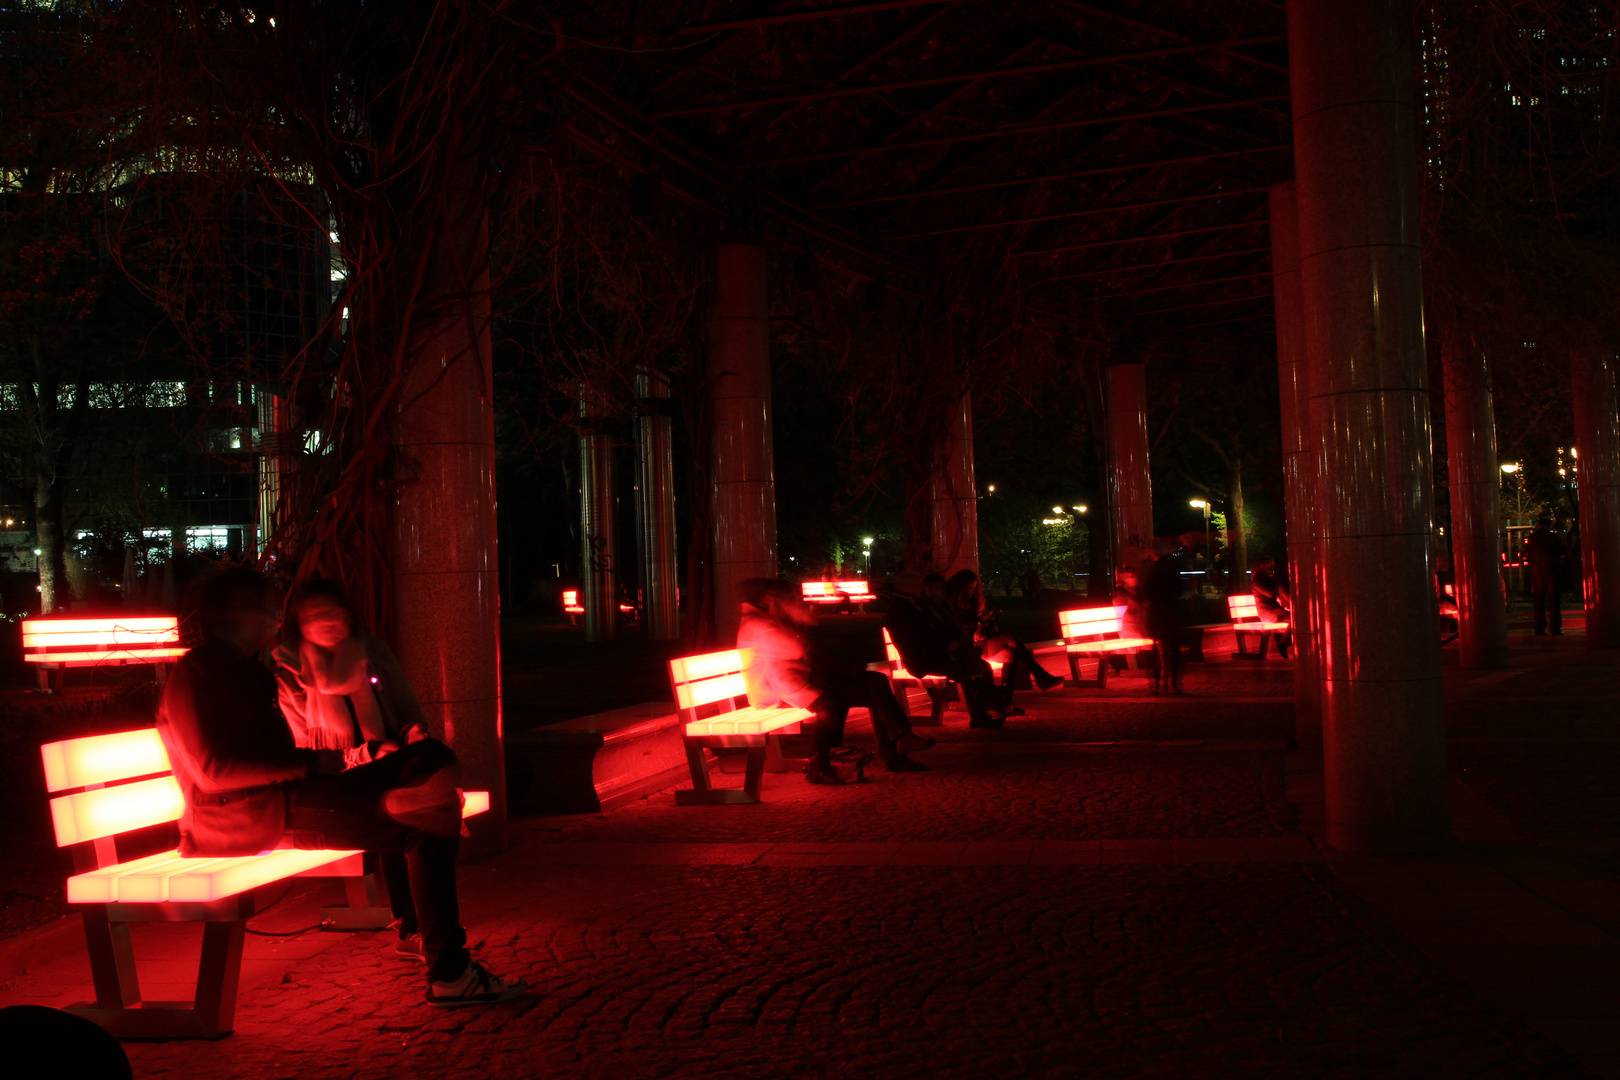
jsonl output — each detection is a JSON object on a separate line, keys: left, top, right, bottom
{"left": 741, "top": 577, "right": 796, "bottom": 610}
{"left": 1537, "top": 516, "right": 1553, "bottom": 529}
{"left": 195, "top": 566, "right": 273, "bottom": 635}
{"left": 283, "top": 578, "right": 364, "bottom": 644}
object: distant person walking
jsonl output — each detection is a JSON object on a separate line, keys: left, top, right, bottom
{"left": 1527, "top": 517, "right": 1563, "bottom": 636}
{"left": 1140, "top": 547, "right": 1188, "bottom": 694}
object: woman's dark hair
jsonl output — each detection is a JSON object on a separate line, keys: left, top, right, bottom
{"left": 283, "top": 577, "right": 364, "bottom": 644}
{"left": 1251, "top": 555, "right": 1276, "bottom": 575}
{"left": 741, "top": 577, "right": 796, "bottom": 610}
{"left": 945, "top": 569, "right": 979, "bottom": 608}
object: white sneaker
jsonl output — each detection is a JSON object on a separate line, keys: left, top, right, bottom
{"left": 424, "top": 960, "right": 528, "bottom": 1006}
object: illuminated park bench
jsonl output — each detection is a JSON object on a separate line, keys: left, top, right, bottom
{"left": 669, "top": 649, "right": 814, "bottom": 804}
{"left": 1227, "top": 594, "right": 1290, "bottom": 659}
{"left": 868, "top": 627, "right": 1004, "bottom": 725}
{"left": 41, "top": 727, "right": 488, "bottom": 1039}
{"left": 1057, "top": 606, "right": 1154, "bottom": 687}
{"left": 800, "top": 580, "right": 876, "bottom": 610}
{"left": 23, "top": 616, "right": 187, "bottom": 694}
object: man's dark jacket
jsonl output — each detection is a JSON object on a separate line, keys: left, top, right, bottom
{"left": 884, "top": 596, "right": 953, "bottom": 677}
{"left": 156, "top": 638, "right": 317, "bottom": 856}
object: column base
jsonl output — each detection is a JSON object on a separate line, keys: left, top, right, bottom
{"left": 1584, "top": 624, "right": 1620, "bottom": 648}
{"left": 1326, "top": 819, "right": 1451, "bottom": 858}
{"left": 1456, "top": 646, "right": 1509, "bottom": 670}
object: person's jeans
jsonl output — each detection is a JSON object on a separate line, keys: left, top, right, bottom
{"left": 1531, "top": 575, "right": 1561, "bottom": 634}
{"left": 282, "top": 740, "right": 468, "bottom": 982}
{"left": 811, "top": 670, "right": 914, "bottom": 762}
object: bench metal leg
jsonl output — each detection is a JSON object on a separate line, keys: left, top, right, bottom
{"left": 70, "top": 912, "right": 245, "bottom": 1040}
{"left": 320, "top": 870, "right": 393, "bottom": 931}
{"left": 675, "top": 739, "right": 765, "bottom": 804}
{"left": 82, "top": 908, "right": 140, "bottom": 1008}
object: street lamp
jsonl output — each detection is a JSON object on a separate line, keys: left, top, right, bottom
{"left": 1189, "top": 499, "right": 1212, "bottom": 582}
{"left": 862, "top": 536, "right": 874, "bottom": 575}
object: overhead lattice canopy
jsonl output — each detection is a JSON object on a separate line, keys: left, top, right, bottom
{"left": 555, "top": 0, "right": 1290, "bottom": 338}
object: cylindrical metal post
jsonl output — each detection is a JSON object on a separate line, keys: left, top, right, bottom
{"left": 1571, "top": 346, "right": 1620, "bottom": 647}
{"left": 709, "top": 233, "right": 778, "bottom": 643}
{"left": 578, "top": 386, "right": 618, "bottom": 643}
{"left": 636, "top": 370, "right": 680, "bottom": 640}
{"left": 391, "top": 196, "right": 504, "bottom": 854}
{"left": 1291, "top": 0, "right": 1447, "bottom": 855}
{"left": 1106, "top": 362, "right": 1153, "bottom": 569}
{"left": 1442, "top": 330, "right": 1509, "bottom": 668}
{"left": 931, "top": 393, "right": 980, "bottom": 578}
{"left": 1269, "top": 180, "right": 1324, "bottom": 747}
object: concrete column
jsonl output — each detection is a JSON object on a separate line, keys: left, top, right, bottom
{"left": 391, "top": 195, "right": 504, "bottom": 853}
{"left": 1442, "top": 330, "right": 1509, "bottom": 668}
{"left": 1269, "top": 180, "right": 1323, "bottom": 748}
{"left": 930, "top": 393, "right": 980, "bottom": 578}
{"left": 578, "top": 386, "right": 617, "bottom": 643}
{"left": 1571, "top": 346, "right": 1620, "bottom": 647}
{"left": 709, "top": 233, "right": 777, "bottom": 643}
{"left": 1291, "top": 0, "right": 1447, "bottom": 855}
{"left": 636, "top": 370, "right": 680, "bottom": 640}
{"left": 1106, "top": 362, "right": 1153, "bottom": 569}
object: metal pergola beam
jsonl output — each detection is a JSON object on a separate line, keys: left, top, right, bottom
{"left": 816, "top": 145, "right": 1287, "bottom": 209}
{"left": 1128, "top": 290, "right": 1274, "bottom": 318}
{"left": 670, "top": 0, "right": 952, "bottom": 35}
{"left": 1030, "top": 245, "right": 1271, "bottom": 286}
{"left": 753, "top": 94, "right": 1287, "bottom": 166}
{"left": 1016, "top": 214, "right": 1269, "bottom": 260}
{"left": 884, "top": 185, "right": 1271, "bottom": 239}
{"left": 654, "top": 33, "right": 1284, "bottom": 117}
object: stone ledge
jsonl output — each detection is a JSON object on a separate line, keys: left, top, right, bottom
{"left": 505, "top": 702, "right": 688, "bottom": 815}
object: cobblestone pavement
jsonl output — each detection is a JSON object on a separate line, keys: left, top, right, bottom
{"left": 4, "top": 643, "right": 1617, "bottom": 1078}
{"left": 118, "top": 864, "right": 1584, "bottom": 1080}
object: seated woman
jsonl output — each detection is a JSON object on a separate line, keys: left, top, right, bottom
{"left": 1249, "top": 555, "right": 1292, "bottom": 659}
{"left": 275, "top": 578, "right": 431, "bottom": 963}
{"left": 944, "top": 570, "right": 1064, "bottom": 692}
{"left": 739, "top": 577, "right": 932, "bottom": 783}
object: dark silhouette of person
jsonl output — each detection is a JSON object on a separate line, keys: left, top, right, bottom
{"left": 1140, "top": 547, "right": 1188, "bottom": 694}
{"left": 1527, "top": 516, "right": 1563, "bottom": 636}
{"left": 885, "top": 571, "right": 1009, "bottom": 727}
{"left": 945, "top": 569, "right": 1064, "bottom": 691}
{"left": 737, "top": 578, "right": 932, "bottom": 783}
{"left": 1250, "top": 555, "right": 1292, "bottom": 658}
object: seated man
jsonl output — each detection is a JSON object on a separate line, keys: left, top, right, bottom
{"left": 1249, "top": 555, "right": 1292, "bottom": 659}
{"left": 885, "top": 571, "right": 1010, "bottom": 727}
{"left": 738, "top": 577, "right": 932, "bottom": 784}
{"left": 155, "top": 566, "right": 526, "bottom": 1007}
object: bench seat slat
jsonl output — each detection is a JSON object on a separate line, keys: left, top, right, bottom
{"left": 1066, "top": 637, "right": 1154, "bottom": 653}
{"left": 685, "top": 706, "right": 811, "bottom": 736}
{"left": 1234, "top": 622, "right": 1290, "bottom": 632}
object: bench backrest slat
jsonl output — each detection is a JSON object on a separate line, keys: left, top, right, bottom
{"left": 1059, "top": 606, "right": 1125, "bottom": 639}
{"left": 41, "top": 729, "right": 171, "bottom": 792}
{"left": 802, "top": 580, "right": 871, "bottom": 601}
{"left": 1228, "top": 595, "right": 1260, "bottom": 621}
{"left": 670, "top": 649, "right": 750, "bottom": 714}
{"left": 51, "top": 776, "right": 185, "bottom": 847}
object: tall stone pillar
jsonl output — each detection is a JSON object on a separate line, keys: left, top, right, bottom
{"left": 1269, "top": 180, "right": 1323, "bottom": 747}
{"left": 1571, "top": 346, "right": 1620, "bottom": 647}
{"left": 1106, "top": 362, "right": 1153, "bottom": 569}
{"left": 578, "top": 386, "right": 617, "bottom": 643}
{"left": 1291, "top": 0, "right": 1447, "bottom": 855}
{"left": 391, "top": 197, "right": 504, "bottom": 854}
{"left": 1442, "top": 330, "right": 1509, "bottom": 668}
{"left": 636, "top": 370, "right": 680, "bottom": 640}
{"left": 709, "top": 233, "right": 777, "bottom": 643}
{"left": 931, "top": 393, "right": 980, "bottom": 578}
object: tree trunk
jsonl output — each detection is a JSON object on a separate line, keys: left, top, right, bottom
{"left": 1226, "top": 456, "right": 1248, "bottom": 593}
{"left": 34, "top": 471, "right": 66, "bottom": 614}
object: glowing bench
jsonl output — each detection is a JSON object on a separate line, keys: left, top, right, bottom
{"left": 1228, "top": 594, "right": 1290, "bottom": 659}
{"left": 669, "top": 649, "right": 813, "bottom": 804}
{"left": 800, "top": 580, "right": 875, "bottom": 609}
{"left": 41, "top": 727, "right": 488, "bottom": 1039}
{"left": 562, "top": 589, "right": 585, "bottom": 616}
{"left": 1058, "top": 606, "right": 1154, "bottom": 687}
{"left": 23, "top": 616, "right": 186, "bottom": 693}
{"left": 867, "top": 627, "right": 1004, "bottom": 725}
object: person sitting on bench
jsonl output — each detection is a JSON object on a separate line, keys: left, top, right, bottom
{"left": 886, "top": 571, "right": 1011, "bottom": 727}
{"left": 945, "top": 569, "right": 1064, "bottom": 692}
{"left": 156, "top": 566, "right": 527, "bottom": 1007}
{"left": 738, "top": 577, "right": 933, "bottom": 784}
{"left": 1250, "top": 555, "right": 1292, "bottom": 659}
{"left": 274, "top": 577, "right": 430, "bottom": 964}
